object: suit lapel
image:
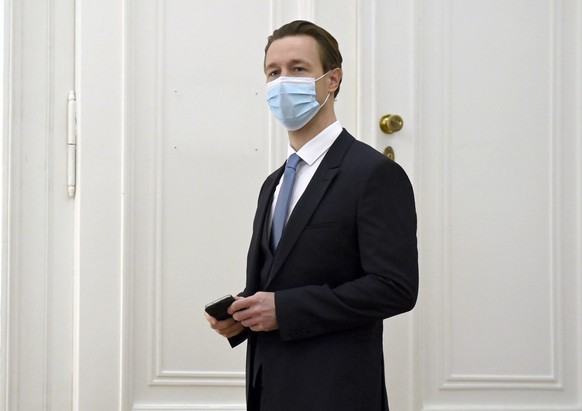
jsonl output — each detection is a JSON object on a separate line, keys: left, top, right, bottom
{"left": 258, "top": 175, "right": 280, "bottom": 252}
{"left": 266, "top": 130, "right": 355, "bottom": 288}
{"left": 247, "top": 167, "right": 283, "bottom": 290}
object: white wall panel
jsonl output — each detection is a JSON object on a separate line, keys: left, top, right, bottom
{"left": 126, "top": 1, "right": 261, "bottom": 406}
{"left": 417, "top": 0, "right": 582, "bottom": 409}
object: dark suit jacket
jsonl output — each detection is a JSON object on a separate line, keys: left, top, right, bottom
{"left": 230, "top": 129, "right": 418, "bottom": 411}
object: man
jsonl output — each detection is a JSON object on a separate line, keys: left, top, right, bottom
{"left": 206, "top": 20, "right": 418, "bottom": 411}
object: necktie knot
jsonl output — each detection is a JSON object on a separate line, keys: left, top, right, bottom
{"left": 286, "top": 153, "right": 301, "bottom": 171}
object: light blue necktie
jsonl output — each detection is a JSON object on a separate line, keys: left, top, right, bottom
{"left": 271, "top": 153, "right": 302, "bottom": 249}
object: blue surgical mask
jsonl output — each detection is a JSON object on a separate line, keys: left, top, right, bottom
{"left": 266, "top": 71, "right": 331, "bottom": 131}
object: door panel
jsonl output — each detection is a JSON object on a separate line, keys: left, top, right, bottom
{"left": 407, "top": 0, "right": 582, "bottom": 409}
{"left": 128, "top": 1, "right": 268, "bottom": 406}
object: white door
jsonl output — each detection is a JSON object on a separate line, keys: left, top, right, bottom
{"left": 3, "top": 1, "right": 581, "bottom": 410}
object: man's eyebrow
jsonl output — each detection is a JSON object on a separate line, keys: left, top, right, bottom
{"left": 288, "top": 58, "right": 311, "bottom": 66}
{"left": 264, "top": 62, "right": 278, "bottom": 72}
{"left": 264, "top": 58, "right": 312, "bottom": 71}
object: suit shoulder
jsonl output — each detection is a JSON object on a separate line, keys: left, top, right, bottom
{"left": 346, "top": 138, "right": 410, "bottom": 179}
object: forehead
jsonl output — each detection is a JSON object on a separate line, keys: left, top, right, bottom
{"left": 264, "top": 35, "right": 322, "bottom": 69}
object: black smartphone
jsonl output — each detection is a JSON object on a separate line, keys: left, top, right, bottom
{"left": 205, "top": 294, "right": 235, "bottom": 321}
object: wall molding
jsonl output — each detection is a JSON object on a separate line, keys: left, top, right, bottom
{"left": 132, "top": 405, "right": 245, "bottom": 411}
{"left": 151, "top": 371, "right": 245, "bottom": 387}
{"left": 143, "top": 0, "right": 246, "bottom": 389}
{"left": 423, "top": 407, "right": 582, "bottom": 411}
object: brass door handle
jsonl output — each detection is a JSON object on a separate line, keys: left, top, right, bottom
{"left": 379, "top": 114, "right": 403, "bottom": 134}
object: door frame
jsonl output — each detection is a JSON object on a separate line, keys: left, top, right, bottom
{"left": 1, "top": 0, "right": 76, "bottom": 409}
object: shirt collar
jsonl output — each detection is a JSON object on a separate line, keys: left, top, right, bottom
{"left": 287, "top": 121, "right": 343, "bottom": 166}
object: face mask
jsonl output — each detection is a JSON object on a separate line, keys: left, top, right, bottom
{"left": 266, "top": 71, "right": 332, "bottom": 131}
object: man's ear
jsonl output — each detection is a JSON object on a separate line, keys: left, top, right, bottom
{"left": 328, "top": 68, "right": 343, "bottom": 94}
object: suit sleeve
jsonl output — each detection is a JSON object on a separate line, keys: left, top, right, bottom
{"left": 227, "top": 328, "right": 249, "bottom": 348}
{"left": 275, "top": 159, "right": 419, "bottom": 341}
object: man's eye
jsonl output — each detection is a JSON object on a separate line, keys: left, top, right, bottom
{"left": 268, "top": 70, "right": 280, "bottom": 77}
{"left": 292, "top": 67, "right": 305, "bottom": 72}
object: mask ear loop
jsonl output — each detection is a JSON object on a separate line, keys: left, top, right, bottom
{"left": 316, "top": 68, "right": 338, "bottom": 107}
{"left": 319, "top": 91, "right": 332, "bottom": 108}
{"left": 316, "top": 68, "right": 339, "bottom": 102}
{"left": 315, "top": 70, "right": 331, "bottom": 81}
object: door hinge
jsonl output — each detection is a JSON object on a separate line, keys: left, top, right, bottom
{"left": 67, "top": 90, "right": 77, "bottom": 198}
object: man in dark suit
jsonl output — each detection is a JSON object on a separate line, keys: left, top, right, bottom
{"left": 206, "top": 20, "right": 418, "bottom": 411}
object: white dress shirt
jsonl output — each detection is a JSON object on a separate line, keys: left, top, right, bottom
{"left": 270, "top": 121, "right": 343, "bottom": 229}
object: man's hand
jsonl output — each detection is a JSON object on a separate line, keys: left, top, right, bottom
{"left": 205, "top": 312, "right": 245, "bottom": 339}
{"left": 229, "top": 292, "right": 278, "bottom": 332}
